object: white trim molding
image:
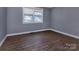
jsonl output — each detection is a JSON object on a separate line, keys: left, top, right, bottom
{"left": 51, "top": 29, "right": 79, "bottom": 39}
{"left": 7, "top": 28, "right": 79, "bottom": 39}
{"left": 1, "top": 28, "right": 79, "bottom": 47}
{"left": 0, "top": 35, "right": 7, "bottom": 47}
{"left": 0, "top": 29, "right": 51, "bottom": 47}
{"left": 7, "top": 29, "right": 51, "bottom": 36}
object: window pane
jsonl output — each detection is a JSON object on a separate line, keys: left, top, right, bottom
{"left": 23, "top": 15, "right": 33, "bottom": 23}
{"left": 23, "top": 7, "right": 43, "bottom": 24}
{"left": 34, "top": 16, "right": 43, "bottom": 23}
{"left": 34, "top": 11, "right": 43, "bottom": 16}
{"left": 23, "top": 8, "right": 34, "bottom": 14}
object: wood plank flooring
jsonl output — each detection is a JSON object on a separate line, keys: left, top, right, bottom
{"left": 0, "top": 30, "right": 79, "bottom": 51}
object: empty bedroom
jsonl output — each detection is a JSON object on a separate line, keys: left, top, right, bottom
{"left": 0, "top": 7, "right": 79, "bottom": 51}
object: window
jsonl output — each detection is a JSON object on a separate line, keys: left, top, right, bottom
{"left": 23, "top": 7, "right": 43, "bottom": 24}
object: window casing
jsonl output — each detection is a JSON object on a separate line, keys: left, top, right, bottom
{"left": 23, "top": 7, "right": 43, "bottom": 24}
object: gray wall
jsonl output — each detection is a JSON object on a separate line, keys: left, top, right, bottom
{"left": 0, "top": 7, "right": 7, "bottom": 42}
{"left": 2, "top": 7, "right": 79, "bottom": 44}
{"left": 7, "top": 7, "right": 51, "bottom": 34}
{"left": 2, "top": 7, "right": 79, "bottom": 39}
{"left": 51, "top": 7, "right": 79, "bottom": 36}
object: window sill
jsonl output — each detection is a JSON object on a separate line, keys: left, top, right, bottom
{"left": 23, "top": 22, "right": 43, "bottom": 24}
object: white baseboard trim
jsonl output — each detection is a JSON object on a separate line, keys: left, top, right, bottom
{"left": 0, "top": 35, "right": 7, "bottom": 47}
{"left": 1, "top": 28, "right": 79, "bottom": 47}
{"left": 6, "top": 28, "right": 79, "bottom": 39}
{"left": 7, "top": 29, "right": 51, "bottom": 36}
{"left": 0, "top": 29, "right": 50, "bottom": 47}
{"left": 51, "top": 29, "right": 79, "bottom": 39}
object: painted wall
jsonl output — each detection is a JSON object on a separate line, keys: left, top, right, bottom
{"left": 0, "top": 8, "right": 7, "bottom": 42}
{"left": 51, "top": 7, "right": 79, "bottom": 36}
{"left": 7, "top": 7, "right": 51, "bottom": 34}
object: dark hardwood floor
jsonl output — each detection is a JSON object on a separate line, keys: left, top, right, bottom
{"left": 0, "top": 30, "right": 79, "bottom": 51}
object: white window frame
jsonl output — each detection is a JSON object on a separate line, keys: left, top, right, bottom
{"left": 23, "top": 7, "right": 43, "bottom": 24}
